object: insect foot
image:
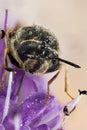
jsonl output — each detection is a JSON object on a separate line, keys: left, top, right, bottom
{"left": 63, "top": 89, "right": 87, "bottom": 116}
{"left": 78, "top": 89, "right": 87, "bottom": 95}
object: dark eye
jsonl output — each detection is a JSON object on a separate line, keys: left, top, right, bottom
{"left": 53, "top": 59, "right": 57, "bottom": 64}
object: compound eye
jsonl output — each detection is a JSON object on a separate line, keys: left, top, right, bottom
{"left": 0, "top": 30, "right": 5, "bottom": 39}
{"left": 53, "top": 59, "right": 57, "bottom": 64}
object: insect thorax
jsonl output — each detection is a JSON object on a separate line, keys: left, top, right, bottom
{"left": 6, "top": 25, "right": 60, "bottom": 74}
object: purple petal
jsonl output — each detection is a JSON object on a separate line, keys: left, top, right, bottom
{"left": 0, "top": 124, "right": 5, "bottom": 130}
{"left": 35, "top": 124, "right": 50, "bottom": 130}
{"left": 0, "top": 97, "right": 5, "bottom": 122}
{"left": 11, "top": 70, "right": 47, "bottom": 101}
{"left": 3, "top": 92, "right": 64, "bottom": 130}
{"left": 20, "top": 125, "right": 50, "bottom": 130}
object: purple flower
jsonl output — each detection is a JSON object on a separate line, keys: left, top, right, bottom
{"left": 0, "top": 70, "right": 82, "bottom": 130}
{"left": 0, "top": 10, "right": 86, "bottom": 130}
{"left": 0, "top": 71, "right": 64, "bottom": 130}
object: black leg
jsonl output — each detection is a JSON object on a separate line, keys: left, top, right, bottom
{"left": 15, "top": 72, "right": 25, "bottom": 96}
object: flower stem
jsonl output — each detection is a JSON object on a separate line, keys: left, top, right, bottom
{"left": 14, "top": 114, "right": 21, "bottom": 130}
{"left": 2, "top": 72, "right": 13, "bottom": 122}
{"left": 4, "top": 9, "right": 8, "bottom": 31}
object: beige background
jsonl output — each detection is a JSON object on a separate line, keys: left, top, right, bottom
{"left": 0, "top": 0, "right": 87, "bottom": 129}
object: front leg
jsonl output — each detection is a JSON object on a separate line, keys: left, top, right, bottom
{"left": 0, "top": 48, "right": 14, "bottom": 91}
{"left": 45, "top": 65, "right": 62, "bottom": 104}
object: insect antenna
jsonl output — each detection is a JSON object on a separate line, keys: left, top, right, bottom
{"left": 58, "top": 57, "right": 81, "bottom": 68}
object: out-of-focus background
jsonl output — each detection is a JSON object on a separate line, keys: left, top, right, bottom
{"left": 0, "top": 0, "right": 87, "bottom": 129}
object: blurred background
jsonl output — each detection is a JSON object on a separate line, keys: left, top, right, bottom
{"left": 0, "top": 0, "right": 87, "bottom": 129}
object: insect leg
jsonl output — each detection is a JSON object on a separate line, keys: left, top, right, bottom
{"left": 0, "top": 48, "right": 9, "bottom": 90}
{"left": 0, "top": 48, "right": 14, "bottom": 71}
{"left": 0, "top": 48, "right": 14, "bottom": 91}
{"left": 59, "top": 128, "right": 63, "bottom": 130}
{"left": 45, "top": 65, "right": 62, "bottom": 104}
{"left": 15, "top": 72, "right": 25, "bottom": 96}
{"left": 0, "top": 70, "right": 7, "bottom": 91}
{"left": 45, "top": 71, "right": 60, "bottom": 104}
{"left": 64, "top": 70, "right": 74, "bottom": 99}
